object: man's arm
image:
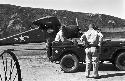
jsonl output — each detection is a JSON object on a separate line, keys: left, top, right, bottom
{"left": 80, "top": 33, "right": 87, "bottom": 45}
{"left": 80, "top": 33, "right": 85, "bottom": 42}
{"left": 98, "top": 32, "right": 103, "bottom": 46}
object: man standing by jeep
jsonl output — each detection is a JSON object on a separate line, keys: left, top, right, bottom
{"left": 80, "top": 23, "right": 103, "bottom": 78}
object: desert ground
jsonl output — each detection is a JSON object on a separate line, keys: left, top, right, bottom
{"left": 0, "top": 43, "right": 125, "bottom": 81}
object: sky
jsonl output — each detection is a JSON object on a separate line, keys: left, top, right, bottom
{"left": 1, "top": 0, "right": 125, "bottom": 19}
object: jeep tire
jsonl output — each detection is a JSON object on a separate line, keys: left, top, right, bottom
{"left": 115, "top": 52, "right": 125, "bottom": 70}
{"left": 60, "top": 54, "right": 79, "bottom": 73}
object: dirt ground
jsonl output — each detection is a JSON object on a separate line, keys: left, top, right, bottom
{"left": 0, "top": 43, "right": 125, "bottom": 81}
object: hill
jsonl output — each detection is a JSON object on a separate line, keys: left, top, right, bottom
{"left": 0, "top": 4, "right": 125, "bottom": 39}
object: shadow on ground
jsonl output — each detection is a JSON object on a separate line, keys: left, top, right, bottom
{"left": 100, "top": 73, "right": 125, "bottom": 78}
{"left": 77, "top": 63, "right": 125, "bottom": 79}
{"left": 77, "top": 63, "right": 117, "bottom": 72}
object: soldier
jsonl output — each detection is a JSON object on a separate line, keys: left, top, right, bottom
{"left": 55, "top": 25, "right": 67, "bottom": 42}
{"left": 80, "top": 23, "right": 103, "bottom": 79}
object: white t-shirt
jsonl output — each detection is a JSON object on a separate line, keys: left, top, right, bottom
{"left": 55, "top": 30, "right": 65, "bottom": 42}
{"left": 80, "top": 29, "right": 103, "bottom": 46}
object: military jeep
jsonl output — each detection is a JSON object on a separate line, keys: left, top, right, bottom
{"left": 47, "top": 38, "right": 125, "bottom": 72}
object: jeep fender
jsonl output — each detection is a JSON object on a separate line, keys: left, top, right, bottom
{"left": 59, "top": 50, "right": 80, "bottom": 62}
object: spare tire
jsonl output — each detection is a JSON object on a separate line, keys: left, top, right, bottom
{"left": 63, "top": 25, "right": 80, "bottom": 39}
{"left": 60, "top": 54, "right": 79, "bottom": 73}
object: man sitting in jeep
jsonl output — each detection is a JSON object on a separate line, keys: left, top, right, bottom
{"left": 55, "top": 25, "right": 67, "bottom": 42}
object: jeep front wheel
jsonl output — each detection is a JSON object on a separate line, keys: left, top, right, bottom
{"left": 60, "top": 54, "right": 79, "bottom": 73}
{"left": 115, "top": 52, "right": 125, "bottom": 70}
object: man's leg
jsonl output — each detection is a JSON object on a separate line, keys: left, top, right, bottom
{"left": 85, "top": 48, "right": 92, "bottom": 77}
{"left": 91, "top": 47, "right": 100, "bottom": 77}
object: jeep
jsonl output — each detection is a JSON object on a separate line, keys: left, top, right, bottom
{"left": 47, "top": 38, "right": 125, "bottom": 72}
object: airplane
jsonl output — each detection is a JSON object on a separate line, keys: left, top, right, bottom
{"left": 0, "top": 16, "right": 81, "bottom": 45}
{"left": 0, "top": 16, "right": 61, "bottom": 45}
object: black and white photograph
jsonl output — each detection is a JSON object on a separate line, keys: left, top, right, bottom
{"left": 0, "top": 0, "right": 125, "bottom": 81}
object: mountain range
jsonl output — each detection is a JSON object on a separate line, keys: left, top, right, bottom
{"left": 0, "top": 4, "right": 125, "bottom": 39}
